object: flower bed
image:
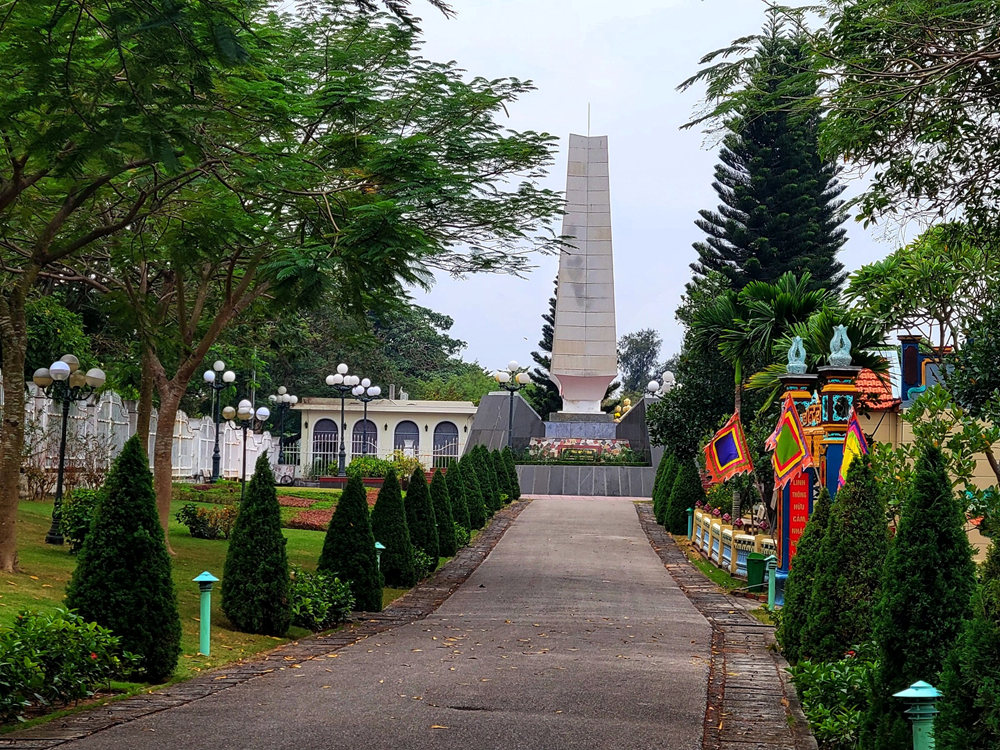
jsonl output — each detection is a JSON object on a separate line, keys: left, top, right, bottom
{"left": 284, "top": 508, "right": 335, "bottom": 531}
{"left": 277, "top": 496, "right": 315, "bottom": 508}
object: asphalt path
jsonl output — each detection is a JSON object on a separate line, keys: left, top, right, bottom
{"left": 66, "top": 496, "right": 712, "bottom": 750}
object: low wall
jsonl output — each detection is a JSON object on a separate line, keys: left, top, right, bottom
{"left": 690, "top": 508, "right": 777, "bottom": 578}
{"left": 516, "top": 464, "right": 656, "bottom": 497}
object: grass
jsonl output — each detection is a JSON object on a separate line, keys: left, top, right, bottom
{"left": 673, "top": 534, "right": 745, "bottom": 592}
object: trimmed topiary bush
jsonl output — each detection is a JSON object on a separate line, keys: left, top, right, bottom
{"left": 800, "top": 460, "right": 888, "bottom": 663}
{"left": 221, "top": 456, "right": 291, "bottom": 636}
{"left": 490, "top": 450, "right": 511, "bottom": 503}
{"left": 502, "top": 446, "right": 521, "bottom": 501}
{"left": 64, "top": 435, "right": 181, "bottom": 682}
{"left": 666, "top": 458, "right": 703, "bottom": 535}
{"left": 446, "top": 458, "right": 471, "bottom": 530}
{"left": 430, "top": 469, "right": 457, "bottom": 557}
{"left": 405, "top": 468, "right": 439, "bottom": 561}
{"left": 474, "top": 446, "right": 501, "bottom": 514}
{"left": 652, "top": 452, "right": 677, "bottom": 527}
{"left": 862, "top": 445, "right": 977, "bottom": 750}
{"left": 776, "top": 486, "right": 831, "bottom": 665}
{"left": 460, "top": 457, "right": 488, "bottom": 529}
{"left": 369, "top": 468, "right": 417, "bottom": 588}
{"left": 318, "top": 475, "right": 382, "bottom": 612}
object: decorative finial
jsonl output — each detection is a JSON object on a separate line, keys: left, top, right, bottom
{"left": 787, "top": 336, "right": 807, "bottom": 374}
{"left": 829, "top": 325, "right": 853, "bottom": 367}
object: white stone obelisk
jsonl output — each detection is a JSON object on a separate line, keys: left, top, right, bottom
{"left": 549, "top": 134, "right": 617, "bottom": 415}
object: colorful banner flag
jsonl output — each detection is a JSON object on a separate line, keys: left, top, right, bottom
{"left": 838, "top": 408, "right": 870, "bottom": 488}
{"left": 703, "top": 412, "right": 754, "bottom": 485}
{"left": 767, "top": 394, "right": 812, "bottom": 490}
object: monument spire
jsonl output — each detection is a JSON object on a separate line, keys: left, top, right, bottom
{"left": 549, "top": 134, "right": 618, "bottom": 415}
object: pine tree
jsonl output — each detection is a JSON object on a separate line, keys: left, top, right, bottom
{"left": 936, "top": 577, "right": 1000, "bottom": 750}
{"left": 862, "top": 445, "right": 977, "bottom": 750}
{"left": 652, "top": 452, "right": 677, "bottom": 527}
{"left": 430, "top": 469, "right": 457, "bottom": 557}
{"left": 65, "top": 436, "right": 181, "bottom": 682}
{"left": 460, "top": 456, "right": 488, "bottom": 529}
{"left": 490, "top": 450, "right": 510, "bottom": 503}
{"left": 525, "top": 277, "right": 563, "bottom": 420}
{"left": 319, "top": 475, "right": 382, "bottom": 612}
{"left": 666, "top": 458, "right": 704, "bottom": 535}
{"left": 689, "top": 23, "right": 847, "bottom": 293}
{"left": 404, "top": 468, "right": 439, "bottom": 561}
{"left": 776, "top": 486, "right": 831, "bottom": 665}
{"left": 799, "top": 461, "right": 888, "bottom": 662}
{"left": 473, "top": 446, "right": 500, "bottom": 514}
{"left": 369, "top": 468, "right": 417, "bottom": 588}
{"left": 446, "top": 459, "right": 471, "bottom": 530}
{"left": 502, "top": 446, "right": 520, "bottom": 501}
{"left": 221, "top": 455, "right": 291, "bottom": 636}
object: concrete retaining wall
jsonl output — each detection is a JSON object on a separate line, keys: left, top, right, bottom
{"left": 516, "top": 464, "right": 656, "bottom": 497}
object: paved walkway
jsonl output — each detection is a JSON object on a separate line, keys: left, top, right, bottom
{"left": 51, "top": 497, "right": 712, "bottom": 750}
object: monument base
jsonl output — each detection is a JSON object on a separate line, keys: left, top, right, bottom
{"left": 549, "top": 412, "right": 614, "bottom": 423}
{"left": 544, "top": 420, "right": 616, "bottom": 439}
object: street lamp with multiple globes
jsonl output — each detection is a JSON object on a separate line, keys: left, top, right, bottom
{"left": 646, "top": 371, "right": 677, "bottom": 399}
{"left": 32, "top": 355, "right": 106, "bottom": 545}
{"left": 267, "top": 386, "right": 298, "bottom": 464}
{"left": 493, "top": 360, "right": 531, "bottom": 450}
{"left": 223, "top": 400, "right": 270, "bottom": 500}
{"left": 325, "top": 364, "right": 359, "bottom": 476}
{"left": 203, "top": 360, "right": 236, "bottom": 482}
{"left": 351, "top": 379, "right": 383, "bottom": 455}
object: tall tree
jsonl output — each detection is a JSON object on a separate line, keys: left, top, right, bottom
{"left": 525, "top": 277, "right": 562, "bottom": 419}
{"left": 680, "top": 14, "right": 847, "bottom": 293}
{"left": 618, "top": 328, "right": 662, "bottom": 395}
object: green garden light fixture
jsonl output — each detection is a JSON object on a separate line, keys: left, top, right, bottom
{"left": 374, "top": 541, "right": 386, "bottom": 571}
{"left": 893, "top": 681, "right": 941, "bottom": 750}
{"left": 687, "top": 507, "right": 694, "bottom": 539}
{"left": 764, "top": 554, "right": 778, "bottom": 610}
{"left": 193, "top": 571, "right": 220, "bottom": 656}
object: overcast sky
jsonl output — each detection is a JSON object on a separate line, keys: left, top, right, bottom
{"left": 403, "top": 0, "right": 903, "bottom": 373}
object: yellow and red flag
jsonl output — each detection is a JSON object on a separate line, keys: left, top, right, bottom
{"left": 767, "top": 394, "right": 812, "bottom": 490}
{"left": 838, "top": 408, "right": 869, "bottom": 488}
{"left": 703, "top": 412, "right": 754, "bottom": 485}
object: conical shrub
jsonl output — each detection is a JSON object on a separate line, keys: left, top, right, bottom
{"left": 369, "top": 468, "right": 417, "bottom": 588}
{"left": 862, "top": 445, "right": 977, "bottom": 750}
{"left": 491, "top": 450, "right": 511, "bottom": 503}
{"left": 405, "top": 468, "right": 439, "bottom": 561}
{"left": 446, "top": 459, "right": 471, "bottom": 530}
{"left": 800, "top": 460, "right": 888, "bottom": 662}
{"left": 776, "top": 486, "right": 831, "bottom": 665}
{"left": 430, "top": 469, "right": 457, "bottom": 557}
{"left": 221, "top": 455, "right": 291, "bottom": 636}
{"left": 65, "top": 436, "right": 181, "bottom": 682}
{"left": 460, "top": 457, "right": 488, "bottom": 529}
{"left": 318, "top": 475, "right": 382, "bottom": 612}
{"left": 472, "top": 446, "right": 499, "bottom": 514}
{"left": 652, "top": 452, "right": 677, "bottom": 526}
{"left": 502, "top": 446, "right": 520, "bottom": 501}
{"left": 666, "top": 458, "right": 703, "bottom": 535}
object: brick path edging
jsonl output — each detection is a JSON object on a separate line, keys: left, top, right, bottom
{"left": 0, "top": 500, "right": 531, "bottom": 749}
{"left": 636, "top": 504, "right": 818, "bottom": 750}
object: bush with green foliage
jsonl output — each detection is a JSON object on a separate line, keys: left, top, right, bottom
{"left": 413, "top": 547, "right": 437, "bottom": 579}
{"left": 453, "top": 521, "right": 471, "bottom": 548}
{"left": 800, "top": 462, "right": 888, "bottom": 663}
{"left": 502, "top": 446, "right": 520, "bottom": 501}
{"left": 777, "top": 487, "right": 831, "bottom": 665}
{"left": 64, "top": 436, "right": 181, "bottom": 682}
{"left": 666, "top": 458, "right": 704, "bottom": 535}
{"left": 472, "top": 446, "right": 500, "bottom": 514}
{"left": 0, "top": 608, "right": 141, "bottom": 723}
{"left": 790, "top": 646, "right": 876, "bottom": 750}
{"left": 390, "top": 450, "right": 424, "bottom": 479}
{"left": 369, "top": 469, "right": 417, "bottom": 588}
{"left": 346, "top": 455, "right": 393, "bottom": 478}
{"left": 61, "top": 488, "right": 103, "bottom": 553}
{"left": 490, "top": 450, "right": 511, "bottom": 504}
{"left": 430, "top": 469, "right": 457, "bottom": 557}
{"left": 459, "top": 457, "right": 487, "bottom": 529}
{"left": 652, "top": 452, "right": 677, "bottom": 526}
{"left": 288, "top": 566, "right": 355, "bottom": 631}
{"left": 404, "top": 468, "right": 439, "bottom": 561}
{"left": 175, "top": 503, "right": 239, "bottom": 540}
{"left": 221, "top": 456, "right": 291, "bottom": 636}
{"left": 318, "top": 475, "right": 382, "bottom": 612}
{"left": 862, "top": 445, "right": 977, "bottom": 750}
{"left": 446, "top": 459, "right": 471, "bottom": 530}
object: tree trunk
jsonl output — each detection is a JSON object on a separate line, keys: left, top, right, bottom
{"left": 0, "top": 294, "right": 28, "bottom": 572}
{"left": 152, "top": 383, "right": 184, "bottom": 555}
{"left": 135, "top": 345, "right": 155, "bottom": 456}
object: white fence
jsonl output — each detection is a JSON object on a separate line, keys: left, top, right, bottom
{"left": 23, "top": 385, "right": 275, "bottom": 486}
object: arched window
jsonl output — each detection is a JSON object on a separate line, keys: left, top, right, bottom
{"left": 394, "top": 421, "right": 420, "bottom": 457}
{"left": 432, "top": 422, "right": 460, "bottom": 469}
{"left": 312, "top": 419, "right": 339, "bottom": 474}
{"left": 352, "top": 419, "right": 377, "bottom": 457}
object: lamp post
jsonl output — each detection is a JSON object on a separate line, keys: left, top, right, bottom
{"left": 646, "top": 370, "right": 677, "bottom": 399}
{"left": 493, "top": 361, "right": 531, "bottom": 450}
{"left": 32, "top": 355, "right": 106, "bottom": 545}
{"left": 352, "top": 380, "right": 383, "bottom": 456}
{"left": 267, "top": 386, "right": 298, "bottom": 464}
{"left": 224, "top": 400, "right": 270, "bottom": 500}
{"left": 325, "top": 364, "right": 359, "bottom": 476}
{"left": 203, "top": 360, "right": 236, "bottom": 482}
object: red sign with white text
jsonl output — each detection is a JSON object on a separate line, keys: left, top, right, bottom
{"left": 788, "top": 471, "right": 810, "bottom": 566}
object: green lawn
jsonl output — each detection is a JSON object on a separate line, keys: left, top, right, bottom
{"left": 674, "top": 534, "right": 745, "bottom": 592}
